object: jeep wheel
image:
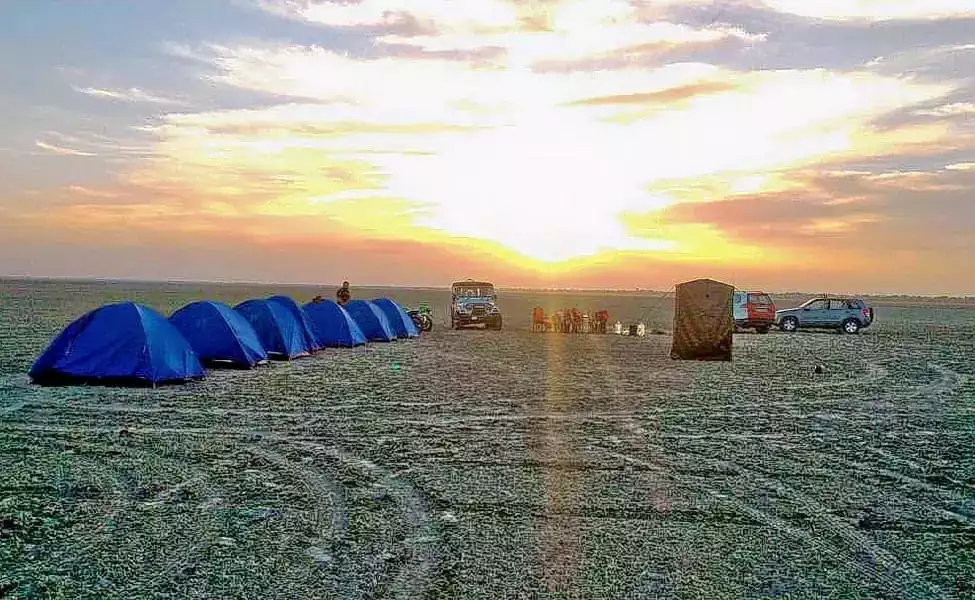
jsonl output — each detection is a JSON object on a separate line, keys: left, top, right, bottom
{"left": 755, "top": 325, "right": 770, "bottom": 334}
{"left": 489, "top": 316, "right": 502, "bottom": 331}
{"left": 841, "top": 319, "right": 860, "bottom": 335}
{"left": 779, "top": 316, "right": 799, "bottom": 333}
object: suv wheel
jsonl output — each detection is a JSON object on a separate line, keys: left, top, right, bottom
{"left": 841, "top": 319, "right": 860, "bottom": 335}
{"left": 779, "top": 317, "right": 799, "bottom": 333}
{"left": 755, "top": 325, "right": 770, "bottom": 334}
{"left": 489, "top": 316, "right": 502, "bottom": 331}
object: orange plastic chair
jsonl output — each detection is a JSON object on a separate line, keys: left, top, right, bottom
{"left": 532, "top": 307, "right": 552, "bottom": 332}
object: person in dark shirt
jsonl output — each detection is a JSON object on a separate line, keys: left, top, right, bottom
{"left": 336, "top": 281, "right": 351, "bottom": 305}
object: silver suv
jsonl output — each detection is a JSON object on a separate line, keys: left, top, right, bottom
{"left": 776, "top": 296, "right": 875, "bottom": 334}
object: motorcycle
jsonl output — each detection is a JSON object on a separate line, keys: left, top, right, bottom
{"left": 407, "top": 303, "right": 434, "bottom": 332}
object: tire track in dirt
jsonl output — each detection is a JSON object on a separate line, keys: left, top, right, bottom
{"left": 865, "top": 447, "right": 925, "bottom": 471}
{"left": 245, "top": 446, "right": 349, "bottom": 539}
{"left": 818, "top": 451, "right": 975, "bottom": 501}
{"left": 10, "top": 421, "right": 971, "bottom": 445}
{"left": 146, "top": 474, "right": 211, "bottom": 505}
{"left": 910, "top": 364, "right": 967, "bottom": 398}
{"left": 16, "top": 382, "right": 928, "bottom": 433}
{"left": 862, "top": 447, "right": 974, "bottom": 494}
{"left": 25, "top": 411, "right": 944, "bottom": 596}
{"left": 707, "top": 456, "right": 945, "bottom": 599}
{"left": 781, "top": 362, "right": 889, "bottom": 392}
{"left": 62, "top": 427, "right": 444, "bottom": 599}
{"left": 814, "top": 448, "right": 975, "bottom": 522}
{"left": 50, "top": 455, "right": 132, "bottom": 574}
{"left": 19, "top": 400, "right": 451, "bottom": 419}
{"left": 292, "top": 440, "right": 441, "bottom": 600}
{"left": 614, "top": 419, "right": 946, "bottom": 599}
{"left": 534, "top": 362, "right": 890, "bottom": 420}
{"left": 603, "top": 449, "right": 863, "bottom": 574}
{"left": 0, "top": 400, "right": 25, "bottom": 418}
{"left": 4, "top": 402, "right": 791, "bottom": 431}
{"left": 395, "top": 411, "right": 645, "bottom": 426}
{"left": 21, "top": 430, "right": 354, "bottom": 598}
{"left": 0, "top": 424, "right": 234, "bottom": 436}
{"left": 38, "top": 448, "right": 230, "bottom": 598}
{"left": 121, "top": 538, "right": 214, "bottom": 597}
{"left": 19, "top": 402, "right": 310, "bottom": 422}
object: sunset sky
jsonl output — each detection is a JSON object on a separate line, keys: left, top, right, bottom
{"left": 2, "top": 1, "right": 974, "bottom": 294}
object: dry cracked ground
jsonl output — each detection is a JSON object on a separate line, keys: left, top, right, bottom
{"left": 1, "top": 280, "right": 974, "bottom": 599}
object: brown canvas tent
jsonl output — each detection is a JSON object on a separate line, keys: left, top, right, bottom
{"left": 670, "top": 278, "right": 734, "bottom": 361}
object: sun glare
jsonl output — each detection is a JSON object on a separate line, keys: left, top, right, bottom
{"left": 19, "top": 0, "right": 968, "bottom": 288}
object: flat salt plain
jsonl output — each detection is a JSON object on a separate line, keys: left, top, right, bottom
{"left": 1, "top": 279, "right": 973, "bottom": 599}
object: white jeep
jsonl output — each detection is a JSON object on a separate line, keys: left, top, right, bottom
{"left": 450, "top": 280, "right": 502, "bottom": 330}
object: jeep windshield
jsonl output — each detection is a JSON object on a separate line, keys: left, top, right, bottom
{"left": 452, "top": 285, "right": 494, "bottom": 298}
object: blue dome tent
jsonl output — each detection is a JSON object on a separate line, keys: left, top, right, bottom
{"left": 234, "top": 299, "right": 312, "bottom": 360}
{"left": 371, "top": 297, "right": 419, "bottom": 338}
{"left": 344, "top": 300, "right": 397, "bottom": 342}
{"left": 302, "top": 300, "right": 367, "bottom": 348}
{"left": 170, "top": 301, "right": 268, "bottom": 368}
{"left": 29, "top": 302, "right": 205, "bottom": 387}
{"left": 267, "top": 295, "right": 321, "bottom": 352}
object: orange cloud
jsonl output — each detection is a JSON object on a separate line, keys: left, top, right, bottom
{"left": 645, "top": 166, "right": 975, "bottom": 264}
{"left": 564, "top": 81, "right": 737, "bottom": 106}
{"left": 152, "top": 38, "right": 953, "bottom": 265}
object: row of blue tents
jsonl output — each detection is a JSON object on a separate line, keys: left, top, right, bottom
{"left": 29, "top": 296, "right": 419, "bottom": 387}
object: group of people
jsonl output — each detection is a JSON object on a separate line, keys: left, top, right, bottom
{"left": 532, "top": 307, "right": 609, "bottom": 333}
{"left": 312, "top": 281, "right": 352, "bottom": 306}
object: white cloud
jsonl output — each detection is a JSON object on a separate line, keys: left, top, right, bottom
{"left": 864, "top": 43, "right": 975, "bottom": 77}
{"left": 914, "top": 102, "right": 975, "bottom": 117}
{"left": 256, "top": 0, "right": 764, "bottom": 71}
{"left": 255, "top": 0, "right": 519, "bottom": 32}
{"left": 760, "top": 0, "right": 975, "bottom": 21}
{"left": 945, "top": 162, "right": 975, "bottom": 171}
{"left": 139, "top": 38, "right": 950, "bottom": 262}
{"left": 197, "top": 42, "right": 733, "bottom": 112}
{"left": 35, "top": 141, "right": 95, "bottom": 157}
{"left": 75, "top": 86, "right": 187, "bottom": 106}
{"left": 379, "top": 22, "right": 763, "bottom": 69}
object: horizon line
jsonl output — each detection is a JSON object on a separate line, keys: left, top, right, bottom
{"left": 2, "top": 275, "right": 972, "bottom": 300}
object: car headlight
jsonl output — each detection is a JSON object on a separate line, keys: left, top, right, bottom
{"left": 456, "top": 305, "right": 470, "bottom": 313}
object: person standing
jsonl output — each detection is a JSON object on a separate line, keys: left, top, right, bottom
{"left": 336, "top": 281, "right": 351, "bottom": 306}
